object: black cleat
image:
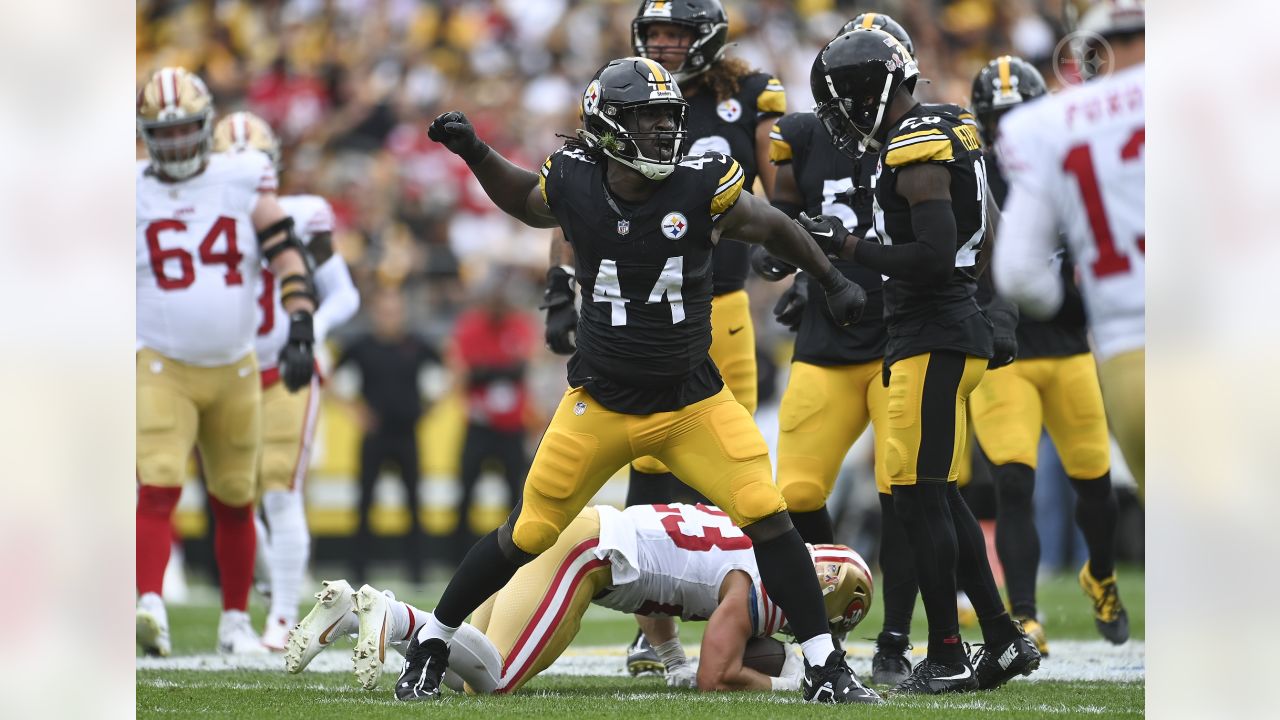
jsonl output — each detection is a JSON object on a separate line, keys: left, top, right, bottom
{"left": 891, "top": 656, "right": 979, "bottom": 695}
{"left": 394, "top": 635, "right": 448, "bottom": 701}
{"left": 626, "top": 629, "right": 664, "bottom": 676}
{"left": 802, "top": 649, "right": 883, "bottom": 704}
{"left": 971, "top": 624, "right": 1042, "bottom": 690}
{"left": 871, "top": 631, "right": 913, "bottom": 686}
{"left": 1079, "top": 562, "right": 1130, "bottom": 645}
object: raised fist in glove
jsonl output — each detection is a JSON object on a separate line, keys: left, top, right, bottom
{"left": 750, "top": 244, "right": 797, "bottom": 281}
{"left": 772, "top": 277, "right": 809, "bottom": 331}
{"left": 816, "top": 266, "right": 866, "bottom": 326}
{"left": 427, "top": 111, "right": 490, "bottom": 165}
{"left": 540, "top": 265, "right": 578, "bottom": 355}
{"left": 797, "top": 212, "right": 851, "bottom": 257}
{"left": 278, "top": 311, "right": 315, "bottom": 392}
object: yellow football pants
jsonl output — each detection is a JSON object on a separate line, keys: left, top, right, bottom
{"left": 258, "top": 376, "right": 320, "bottom": 495}
{"left": 1098, "top": 348, "right": 1144, "bottom": 496}
{"left": 970, "top": 353, "right": 1111, "bottom": 480}
{"left": 471, "top": 507, "right": 610, "bottom": 693}
{"left": 136, "top": 348, "right": 261, "bottom": 506}
{"left": 633, "top": 289, "right": 756, "bottom": 474}
{"left": 778, "top": 360, "right": 891, "bottom": 510}
{"left": 884, "top": 352, "right": 987, "bottom": 485}
{"left": 513, "top": 384, "right": 781, "bottom": 555}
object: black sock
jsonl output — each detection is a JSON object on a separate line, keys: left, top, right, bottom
{"left": 789, "top": 507, "right": 834, "bottom": 544}
{"left": 1070, "top": 472, "right": 1119, "bottom": 580}
{"left": 877, "top": 493, "right": 917, "bottom": 636}
{"left": 625, "top": 467, "right": 676, "bottom": 507}
{"left": 993, "top": 462, "right": 1039, "bottom": 618}
{"left": 749, "top": 527, "right": 830, "bottom": 643}
{"left": 434, "top": 530, "right": 523, "bottom": 628}
{"left": 893, "top": 481, "right": 964, "bottom": 663}
{"left": 949, "top": 483, "right": 1018, "bottom": 645}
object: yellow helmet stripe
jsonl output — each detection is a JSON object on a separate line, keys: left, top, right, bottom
{"left": 640, "top": 57, "right": 669, "bottom": 92}
{"left": 998, "top": 55, "right": 1012, "bottom": 96}
{"left": 860, "top": 13, "right": 877, "bottom": 29}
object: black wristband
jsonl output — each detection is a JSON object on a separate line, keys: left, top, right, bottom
{"left": 461, "top": 141, "right": 491, "bottom": 166}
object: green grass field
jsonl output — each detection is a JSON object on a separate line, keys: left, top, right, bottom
{"left": 137, "top": 566, "right": 1144, "bottom": 718}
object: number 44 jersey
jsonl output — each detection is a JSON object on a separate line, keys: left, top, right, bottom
{"left": 540, "top": 146, "right": 746, "bottom": 414}
{"left": 593, "top": 503, "right": 787, "bottom": 637}
{"left": 136, "top": 151, "right": 277, "bottom": 366}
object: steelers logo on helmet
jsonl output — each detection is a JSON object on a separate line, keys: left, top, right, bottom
{"left": 583, "top": 79, "right": 603, "bottom": 117}
{"left": 716, "top": 98, "right": 742, "bottom": 122}
{"left": 661, "top": 211, "right": 689, "bottom": 239}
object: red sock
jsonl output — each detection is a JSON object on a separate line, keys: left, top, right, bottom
{"left": 137, "top": 486, "right": 182, "bottom": 596}
{"left": 209, "top": 496, "right": 256, "bottom": 611}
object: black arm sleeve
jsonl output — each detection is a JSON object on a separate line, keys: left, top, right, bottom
{"left": 851, "top": 199, "right": 955, "bottom": 285}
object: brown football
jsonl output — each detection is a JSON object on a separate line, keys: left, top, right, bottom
{"left": 741, "top": 636, "right": 787, "bottom": 676}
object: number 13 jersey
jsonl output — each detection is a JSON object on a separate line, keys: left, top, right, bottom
{"left": 540, "top": 146, "right": 746, "bottom": 414}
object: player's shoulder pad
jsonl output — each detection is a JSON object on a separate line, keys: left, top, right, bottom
{"left": 740, "top": 70, "right": 787, "bottom": 116}
{"left": 677, "top": 151, "right": 745, "bottom": 219}
{"left": 214, "top": 149, "right": 279, "bottom": 194}
{"left": 770, "top": 112, "right": 820, "bottom": 165}
{"left": 281, "top": 194, "right": 335, "bottom": 236}
{"left": 541, "top": 143, "right": 598, "bottom": 205}
{"left": 884, "top": 106, "right": 982, "bottom": 168}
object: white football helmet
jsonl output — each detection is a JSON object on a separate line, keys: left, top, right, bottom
{"left": 137, "top": 67, "right": 215, "bottom": 180}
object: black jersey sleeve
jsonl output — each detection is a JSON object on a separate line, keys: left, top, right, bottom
{"left": 769, "top": 112, "right": 811, "bottom": 167}
{"left": 883, "top": 111, "right": 983, "bottom": 170}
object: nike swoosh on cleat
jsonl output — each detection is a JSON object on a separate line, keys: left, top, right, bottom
{"left": 378, "top": 617, "right": 388, "bottom": 663}
{"left": 318, "top": 619, "right": 343, "bottom": 645}
{"left": 934, "top": 666, "right": 972, "bottom": 681}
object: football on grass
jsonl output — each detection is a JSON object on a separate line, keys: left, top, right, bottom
{"left": 741, "top": 636, "right": 787, "bottom": 676}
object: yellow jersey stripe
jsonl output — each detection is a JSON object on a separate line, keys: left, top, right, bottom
{"left": 717, "top": 160, "right": 741, "bottom": 188}
{"left": 885, "top": 138, "right": 953, "bottom": 167}
{"left": 769, "top": 136, "right": 793, "bottom": 164}
{"left": 887, "top": 129, "right": 946, "bottom": 146}
{"left": 711, "top": 164, "right": 745, "bottom": 216}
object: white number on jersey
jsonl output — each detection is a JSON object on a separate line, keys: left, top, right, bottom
{"left": 593, "top": 256, "right": 686, "bottom": 326}
{"left": 646, "top": 256, "right": 685, "bottom": 323}
{"left": 687, "top": 135, "right": 732, "bottom": 159}
{"left": 593, "top": 259, "right": 630, "bottom": 326}
{"left": 677, "top": 153, "right": 727, "bottom": 170}
{"left": 956, "top": 158, "right": 988, "bottom": 267}
{"left": 821, "top": 178, "right": 858, "bottom": 232}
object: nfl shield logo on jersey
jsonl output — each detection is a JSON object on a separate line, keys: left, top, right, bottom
{"left": 660, "top": 212, "right": 688, "bottom": 240}
{"left": 617, "top": 219, "right": 630, "bottom": 235}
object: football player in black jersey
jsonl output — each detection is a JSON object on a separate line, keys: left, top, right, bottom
{"left": 404, "top": 58, "right": 879, "bottom": 705}
{"left": 969, "top": 56, "right": 1129, "bottom": 653}
{"left": 752, "top": 11, "right": 919, "bottom": 687}
{"left": 801, "top": 29, "right": 1040, "bottom": 694}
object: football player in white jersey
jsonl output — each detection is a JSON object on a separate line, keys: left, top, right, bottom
{"left": 994, "top": 1, "right": 1145, "bottom": 495}
{"left": 212, "top": 111, "right": 361, "bottom": 651}
{"left": 136, "top": 67, "right": 318, "bottom": 656}
{"left": 285, "top": 503, "right": 872, "bottom": 695}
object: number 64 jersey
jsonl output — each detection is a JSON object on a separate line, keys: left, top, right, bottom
{"left": 995, "top": 65, "right": 1145, "bottom": 362}
{"left": 136, "top": 151, "right": 277, "bottom": 365}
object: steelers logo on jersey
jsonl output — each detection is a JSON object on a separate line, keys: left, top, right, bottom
{"left": 716, "top": 98, "right": 743, "bottom": 122}
{"left": 661, "top": 212, "right": 689, "bottom": 239}
{"left": 583, "top": 79, "right": 602, "bottom": 116}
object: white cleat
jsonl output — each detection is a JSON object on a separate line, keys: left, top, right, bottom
{"left": 261, "top": 613, "right": 296, "bottom": 652}
{"left": 136, "top": 593, "right": 171, "bottom": 657}
{"left": 353, "top": 584, "right": 392, "bottom": 690}
{"left": 285, "top": 579, "right": 356, "bottom": 673}
{"left": 218, "top": 609, "right": 269, "bottom": 655}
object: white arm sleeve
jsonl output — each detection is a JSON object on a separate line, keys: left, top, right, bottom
{"left": 312, "top": 255, "right": 360, "bottom": 341}
{"left": 994, "top": 185, "right": 1064, "bottom": 320}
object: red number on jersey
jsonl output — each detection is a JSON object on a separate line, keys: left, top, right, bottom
{"left": 145, "top": 217, "right": 246, "bottom": 290}
{"left": 1062, "top": 125, "right": 1145, "bottom": 278}
{"left": 258, "top": 268, "right": 276, "bottom": 335}
{"left": 655, "top": 506, "right": 752, "bottom": 552}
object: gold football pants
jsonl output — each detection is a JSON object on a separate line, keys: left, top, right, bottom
{"left": 778, "top": 360, "right": 891, "bottom": 510}
{"left": 1098, "top": 348, "right": 1144, "bottom": 495}
{"left": 513, "top": 384, "right": 781, "bottom": 555}
{"left": 258, "top": 377, "right": 321, "bottom": 495}
{"left": 471, "top": 507, "right": 610, "bottom": 693}
{"left": 884, "top": 352, "right": 987, "bottom": 485}
{"left": 633, "top": 289, "right": 757, "bottom": 475}
{"left": 970, "top": 353, "right": 1111, "bottom": 480}
{"left": 136, "top": 348, "right": 261, "bottom": 506}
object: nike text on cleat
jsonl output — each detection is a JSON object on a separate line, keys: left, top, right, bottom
{"left": 871, "top": 631, "right": 913, "bottom": 686}
{"left": 626, "top": 629, "right": 665, "bottom": 677}
{"left": 971, "top": 623, "right": 1042, "bottom": 690}
{"left": 802, "top": 649, "right": 883, "bottom": 704}
{"left": 891, "top": 657, "right": 979, "bottom": 695}
{"left": 395, "top": 635, "right": 449, "bottom": 701}
{"left": 353, "top": 584, "right": 391, "bottom": 690}
{"left": 285, "top": 579, "right": 355, "bottom": 674}
{"left": 1079, "top": 562, "right": 1130, "bottom": 645}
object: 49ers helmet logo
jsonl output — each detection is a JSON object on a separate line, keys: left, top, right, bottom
{"left": 660, "top": 212, "right": 689, "bottom": 239}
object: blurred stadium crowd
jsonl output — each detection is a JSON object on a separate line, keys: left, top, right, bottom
{"left": 138, "top": 0, "right": 1136, "bottom": 582}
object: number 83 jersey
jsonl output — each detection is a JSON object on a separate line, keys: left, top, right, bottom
{"left": 541, "top": 146, "right": 746, "bottom": 414}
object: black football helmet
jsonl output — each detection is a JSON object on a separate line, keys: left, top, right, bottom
{"left": 631, "top": 0, "right": 729, "bottom": 83}
{"left": 970, "top": 55, "right": 1047, "bottom": 145}
{"left": 841, "top": 12, "right": 914, "bottom": 58}
{"left": 577, "top": 57, "right": 689, "bottom": 180}
{"left": 811, "top": 28, "right": 919, "bottom": 157}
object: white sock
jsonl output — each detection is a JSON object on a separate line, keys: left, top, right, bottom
{"left": 800, "top": 634, "right": 837, "bottom": 666}
{"left": 417, "top": 612, "right": 459, "bottom": 644}
{"left": 262, "top": 490, "right": 310, "bottom": 623}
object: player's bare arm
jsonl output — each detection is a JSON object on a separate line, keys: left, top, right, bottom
{"left": 427, "top": 111, "right": 558, "bottom": 229}
{"left": 754, "top": 117, "right": 778, "bottom": 198}
{"left": 696, "top": 571, "right": 769, "bottom": 692}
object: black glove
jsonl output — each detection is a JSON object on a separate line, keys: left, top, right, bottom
{"left": 797, "top": 212, "right": 851, "bottom": 257}
{"left": 427, "top": 111, "right": 491, "bottom": 165}
{"left": 987, "top": 298, "right": 1019, "bottom": 370}
{"left": 540, "top": 266, "right": 578, "bottom": 355}
{"left": 278, "top": 311, "right": 316, "bottom": 392}
{"left": 772, "top": 276, "right": 809, "bottom": 331}
{"left": 750, "top": 244, "right": 797, "bottom": 282}
{"left": 815, "top": 266, "right": 866, "bottom": 326}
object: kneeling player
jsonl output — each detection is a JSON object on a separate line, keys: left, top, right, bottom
{"left": 285, "top": 503, "right": 872, "bottom": 695}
